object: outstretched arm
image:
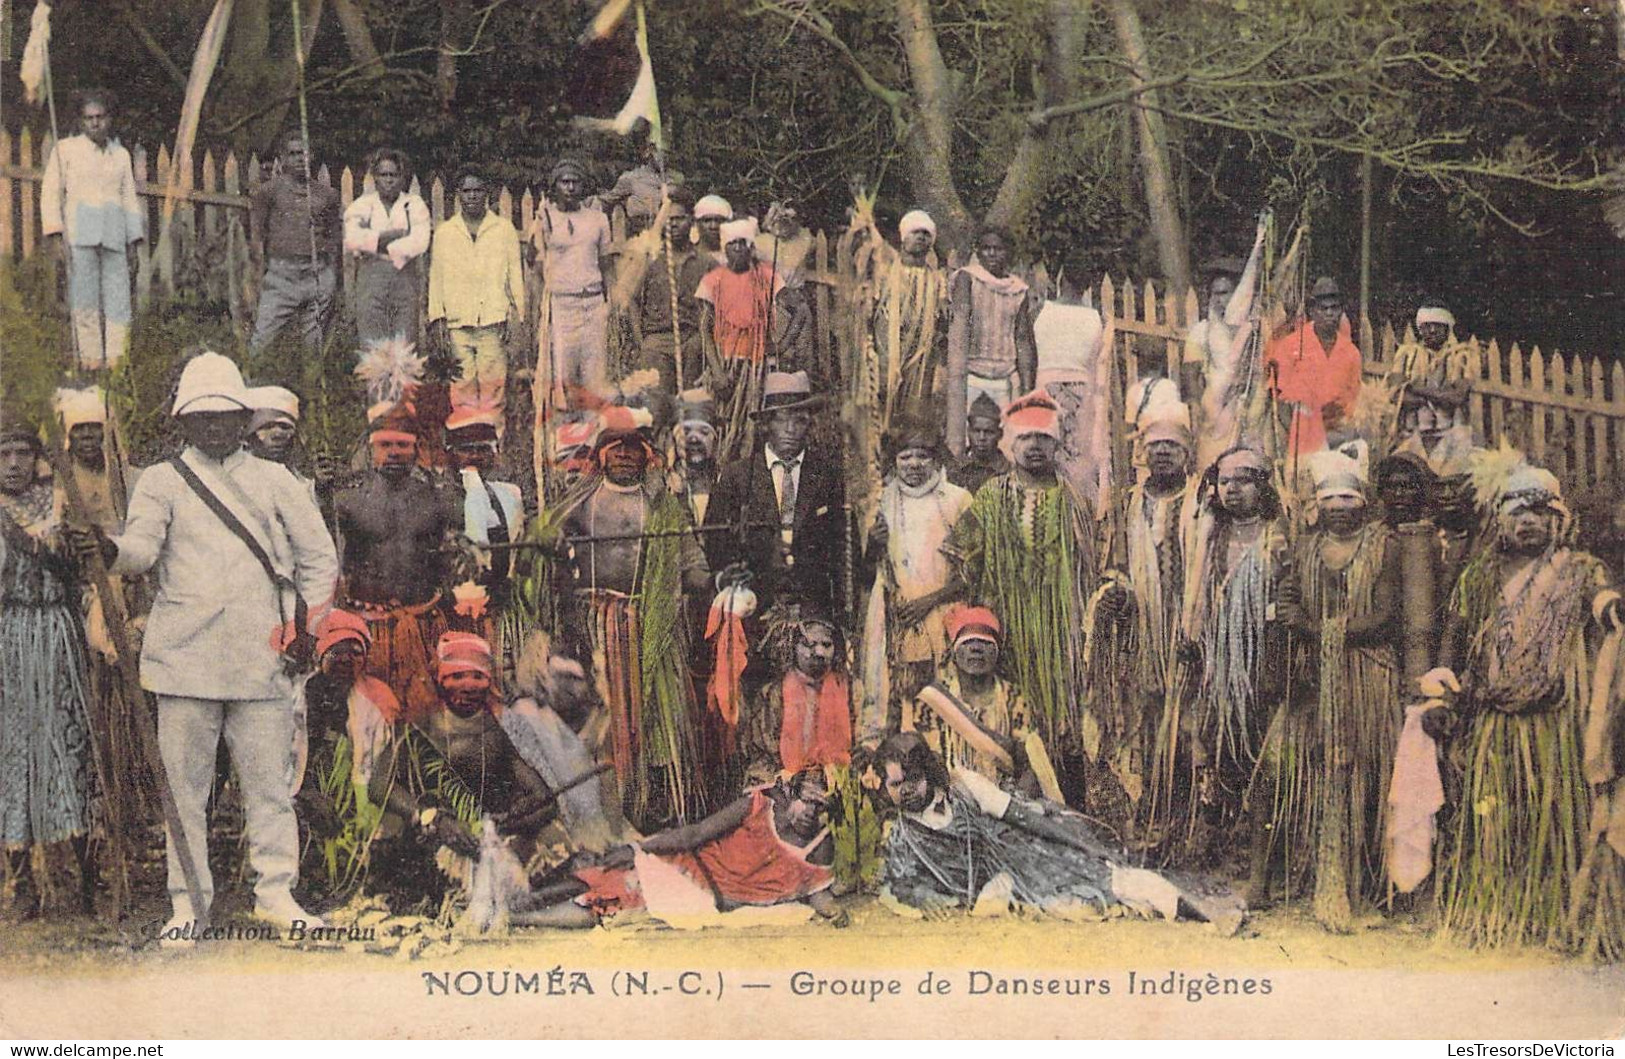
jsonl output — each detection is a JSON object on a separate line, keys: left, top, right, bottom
{"left": 637, "top": 795, "right": 753, "bottom": 855}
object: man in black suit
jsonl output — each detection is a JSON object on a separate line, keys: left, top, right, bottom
{"left": 703, "top": 371, "right": 846, "bottom": 618}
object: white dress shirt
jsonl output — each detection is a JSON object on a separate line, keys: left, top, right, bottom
{"left": 343, "top": 190, "right": 432, "bottom": 270}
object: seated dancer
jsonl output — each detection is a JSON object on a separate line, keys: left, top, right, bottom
{"left": 366, "top": 632, "right": 558, "bottom": 907}
{"left": 875, "top": 733, "right": 1237, "bottom": 927}
{"left": 741, "top": 607, "right": 853, "bottom": 788}
{"left": 292, "top": 610, "right": 400, "bottom": 901}
{"left": 900, "top": 606, "right": 1057, "bottom": 800}
{"left": 947, "top": 392, "right": 1010, "bottom": 495}
{"left": 0, "top": 418, "right": 96, "bottom": 917}
{"left": 1249, "top": 446, "right": 1402, "bottom": 929}
{"left": 1392, "top": 378, "right": 1478, "bottom": 480}
{"left": 500, "top": 633, "right": 630, "bottom": 855}
{"left": 335, "top": 389, "right": 462, "bottom": 722}
{"left": 556, "top": 406, "right": 710, "bottom": 830}
{"left": 512, "top": 767, "right": 845, "bottom": 928}
{"left": 1427, "top": 458, "right": 1625, "bottom": 958}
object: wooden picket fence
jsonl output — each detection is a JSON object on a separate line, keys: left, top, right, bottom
{"left": 4, "top": 129, "right": 1620, "bottom": 498}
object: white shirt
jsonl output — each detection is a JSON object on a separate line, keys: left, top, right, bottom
{"left": 343, "top": 190, "right": 431, "bottom": 270}
{"left": 110, "top": 447, "right": 338, "bottom": 700}
{"left": 40, "top": 135, "right": 144, "bottom": 249}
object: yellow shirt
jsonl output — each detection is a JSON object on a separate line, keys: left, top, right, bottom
{"left": 427, "top": 211, "right": 526, "bottom": 327}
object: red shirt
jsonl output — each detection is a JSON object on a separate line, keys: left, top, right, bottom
{"left": 1266, "top": 318, "right": 1362, "bottom": 457}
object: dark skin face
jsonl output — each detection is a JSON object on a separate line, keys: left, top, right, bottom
{"left": 68, "top": 422, "right": 106, "bottom": 471}
{"left": 1145, "top": 439, "right": 1188, "bottom": 485}
{"left": 447, "top": 437, "right": 497, "bottom": 474}
{"left": 1310, "top": 296, "right": 1342, "bottom": 346}
{"left": 665, "top": 205, "right": 693, "bottom": 247}
{"left": 901, "top": 228, "right": 935, "bottom": 259}
{"left": 371, "top": 435, "right": 418, "bottom": 480}
{"left": 793, "top": 623, "right": 837, "bottom": 681}
{"left": 373, "top": 159, "right": 404, "bottom": 205}
{"left": 952, "top": 637, "right": 999, "bottom": 678}
{"left": 894, "top": 445, "right": 938, "bottom": 489}
{"left": 553, "top": 172, "right": 585, "bottom": 211}
{"left": 1378, "top": 466, "right": 1428, "bottom": 524}
{"left": 1208, "top": 276, "right": 1236, "bottom": 320}
{"left": 319, "top": 639, "right": 367, "bottom": 688}
{"left": 0, "top": 440, "right": 38, "bottom": 496}
{"left": 547, "top": 656, "right": 593, "bottom": 729}
{"left": 1418, "top": 321, "right": 1450, "bottom": 352}
{"left": 81, "top": 102, "right": 112, "bottom": 148}
{"left": 697, "top": 214, "right": 725, "bottom": 249}
{"left": 724, "top": 237, "right": 753, "bottom": 273}
{"left": 1318, "top": 495, "right": 1367, "bottom": 537}
{"left": 680, "top": 423, "right": 716, "bottom": 465}
{"left": 884, "top": 761, "right": 934, "bottom": 815}
{"left": 179, "top": 410, "right": 251, "bottom": 461}
{"left": 440, "top": 669, "right": 493, "bottom": 718}
{"left": 250, "top": 419, "right": 296, "bottom": 462}
{"left": 976, "top": 233, "right": 1011, "bottom": 278}
{"left": 457, "top": 177, "right": 489, "bottom": 223}
{"left": 1012, "top": 433, "right": 1057, "bottom": 477}
{"left": 765, "top": 407, "right": 812, "bottom": 461}
{"left": 780, "top": 775, "right": 830, "bottom": 837}
{"left": 1217, "top": 462, "right": 1263, "bottom": 519}
{"left": 966, "top": 415, "right": 1001, "bottom": 459}
{"left": 1501, "top": 506, "right": 1555, "bottom": 556}
{"left": 600, "top": 438, "right": 650, "bottom": 486}
{"left": 281, "top": 139, "right": 310, "bottom": 184}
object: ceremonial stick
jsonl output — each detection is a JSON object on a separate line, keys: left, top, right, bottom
{"left": 43, "top": 420, "right": 208, "bottom": 924}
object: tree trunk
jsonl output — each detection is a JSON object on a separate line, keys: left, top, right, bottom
{"left": 333, "top": 0, "right": 384, "bottom": 77}
{"left": 893, "top": 0, "right": 972, "bottom": 249}
{"left": 214, "top": 0, "right": 325, "bottom": 158}
{"left": 437, "top": 0, "right": 472, "bottom": 112}
{"left": 1108, "top": 0, "right": 1190, "bottom": 297}
{"left": 985, "top": 0, "right": 1088, "bottom": 246}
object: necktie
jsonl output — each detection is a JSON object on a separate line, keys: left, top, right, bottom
{"left": 775, "top": 458, "right": 799, "bottom": 526}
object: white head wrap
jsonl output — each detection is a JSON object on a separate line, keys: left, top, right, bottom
{"left": 694, "top": 195, "right": 732, "bottom": 220}
{"left": 1416, "top": 305, "right": 1456, "bottom": 329}
{"left": 720, "top": 217, "right": 758, "bottom": 246}
{"left": 899, "top": 210, "right": 936, "bottom": 239}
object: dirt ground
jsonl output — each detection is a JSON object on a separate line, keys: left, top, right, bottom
{"left": 2, "top": 894, "right": 1623, "bottom": 1040}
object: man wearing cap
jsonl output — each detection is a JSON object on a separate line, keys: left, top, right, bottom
{"left": 1265, "top": 276, "right": 1362, "bottom": 461}
{"left": 533, "top": 158, "right": 615, "bottom": 406}
{"left": 1097, "top": 379, "right": 1196, "bottom": 811}
{"left": 74, "top": 351, "right": 339, "bottom": 938}
{"left": 900, "top": 606, "right": 1053, "bottom": 798}
{"left": 667, "top": 388, "right": 721, "bottom": 525}
{"left": 947, "top": 392, "right": 1010, "bottom": 494}
{"left": 740, "top": 608, "right": 852, "bottom": 788}
{"left": 945, "top": 390, "right": 1096, "bottom": 806}
{"left": 367, "top": 631, "right": 559, "bottom": 900}
{"left": 704, "top": 370, "right": 846, "bottom": 618}
{"left": 1426, "top": 458, "right": 1625, "bottom": 956}
{"left": 630, "top": 187, "right": 709, "bottom": 392}
{"left": 334, "top": 400, "right": 463, "bottom": 723}
{"left": 249, "top": 131, "right": 343, "bottom": 355}
{"left": 428, "top": 167, "right": 526, "bottom": 420}
{"left": 693, "top": 194, "right": 732, "bottom": 268}
{"left": 697, "top": 217, "right": 792, "bottom": 454}
{"left": 344, "top": 148, "right": 432, "bottom": 348}
{"left": 1250, "top": 445, "right": 1401, "bottom": 926}
{"left": 243, "top": 385, "right": 303, "bottom": 470}
{"left": 1, "top": 416, "right": 97, "bottom": 917}
{"left": 41, "top": 89, "right": 144, "bottom": 371}
{"left": 556, "top": 406, "right": 710, "bottom": 829}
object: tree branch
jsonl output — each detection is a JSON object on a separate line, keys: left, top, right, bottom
{"left": 115, "top": 1, "right": 189, "bottom": 90}
{"left": 747, "top": 0, "right": 909, "bottom": 130}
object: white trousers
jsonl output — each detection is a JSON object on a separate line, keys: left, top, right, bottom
{"left": 157, "top": 695, "right": 298, "bottom": 920}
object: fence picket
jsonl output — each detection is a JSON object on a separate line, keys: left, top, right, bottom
{"left": 1592, "top": 356, "right": 1609, "bottom": 484}
{"left": 0, "top": 129, "right": 13, "bottom": 260}
{"left": 19, "top": 128, "right": 37, "bottom": 259}
{"left": 1549, "top": 351, "right": 1569, "bottom": 482}
{"left": 1528, "top": 346, "right": 1547, "bottom": 464}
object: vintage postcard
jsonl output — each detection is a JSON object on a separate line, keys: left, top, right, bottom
{"left": 2, "top": 0, "right": 1623, "bottom": 1041}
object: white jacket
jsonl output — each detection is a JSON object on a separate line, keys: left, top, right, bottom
{"left": 110, "top": 448, "right": 338, "bottom": 701}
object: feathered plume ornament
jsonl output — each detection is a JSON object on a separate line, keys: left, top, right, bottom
{"left": 354, "top": 337, "right": 425, "bottom": 420}
{"left": 1468, "top": 440, "right": 1526, "bottom": 511}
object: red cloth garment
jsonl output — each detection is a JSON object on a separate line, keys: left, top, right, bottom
{"left": 705, "top": 605, "right": 749, "bottom": 731}
{"left": 1265, "top": 318, "right": 1362, "bottom": 458}
{"left": 696, "top": 263, "right": 783, "bottom": 363}
{"left": 669, "top": 789, "right": 833, "bottom": 905}
{"left": 778, "top": 671, "right": 853, "bottom": 774}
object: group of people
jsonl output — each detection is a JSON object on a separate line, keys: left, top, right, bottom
{"left": 4, "top": 90, "right": 1623, "bottom": 960}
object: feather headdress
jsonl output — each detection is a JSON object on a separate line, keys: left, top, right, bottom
{"left": 354, "top": 337, "right": 425, "bottom": 422}
{"left": 1467, "top": 440, "right": 1527, "bottom": 511}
